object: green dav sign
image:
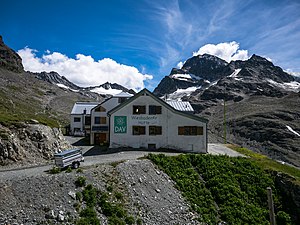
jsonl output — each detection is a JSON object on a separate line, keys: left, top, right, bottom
{"left": 114, "top": 116, "right": 127, "bottom": 133}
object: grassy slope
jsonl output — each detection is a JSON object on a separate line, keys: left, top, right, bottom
{"left": 227, "top": 144, "right": 300, "bottom": 185}
{"left": 0, "top": 68, "right": 96, "bottom": 127}
{"left": 148, "top": 153, "right": 296, "bottom": 225}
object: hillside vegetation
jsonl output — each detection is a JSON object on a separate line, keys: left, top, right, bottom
{"left": 148, "top": 153, "right": 297, "bottom": 224}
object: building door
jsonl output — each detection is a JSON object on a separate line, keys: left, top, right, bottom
{"left": 94, "top": 133, "right": 107, "bottom": 145}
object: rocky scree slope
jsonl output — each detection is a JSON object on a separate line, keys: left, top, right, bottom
{"left": 0, "top": 159, "right": 198, "bottom": 225}
{"left": 154, "top": 53, "right": 300, "bottom": 167}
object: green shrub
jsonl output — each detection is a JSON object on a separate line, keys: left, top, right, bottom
{"left": 79, "top": 207, "right": 97, "bottom": 217}
{"left": 276, "top": 211, "right": 292, "bottom": 225}
{"left": 76, "top": 192, "right": 83, "bottom": 202}
{"left": 125, "top": 215, "right": 135, "bottom": 225}
{"left": 75, "top": 176, "right": 86, "bottom": 187}
{"left": 82, "top": 184, "right": 97, "bottom": 207}
{"left": 76, "top": 217, "right": 100, "bottom": 225}
{"left": 115, "top": 192, "right": 123, "bottom": 200}
{"left": 108, "top": 215, "right": 126, "bottom": 225}
{"left": 136, "top": 218, "right": 143, "bottom": 225}
{"left": 65, "top": 167, "right": 72, "bottom": 173}
{"left": 77, "top": 168, "right": 83, "bottom": 173}
{"left": 106, "top": 185, "right": 113, "bottom": 192}
{"left": 49, "top": 166, "right": 61, "bottom": 174}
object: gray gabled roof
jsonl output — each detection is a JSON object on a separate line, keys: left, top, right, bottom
{"left": 113, "top": 91, "right": 133, "bottom": 98}
{"left": 166, "top": 100, "right": 194, "bottom": 112}
{"left": 71, "top": 102, "right": 99, "bottom": 115}
{"left": 108, "top": 89, "right": 208, "bottom": 123}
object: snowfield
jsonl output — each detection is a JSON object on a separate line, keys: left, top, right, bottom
{"left": 90, "top": 87, "right": 123, "bottom": 95}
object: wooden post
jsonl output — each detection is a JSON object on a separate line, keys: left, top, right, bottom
{"left": 267, "top": 187, "right": 276, "bottom": 225}
{"left": 223, "top": 85, "right": 227, "bottom": 144}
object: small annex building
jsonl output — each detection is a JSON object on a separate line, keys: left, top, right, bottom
{"left": 108, "top": 89, "right": 208, "bottom": 153}
{"left": 70, "top": 102, "right": 99, "bottom": 136}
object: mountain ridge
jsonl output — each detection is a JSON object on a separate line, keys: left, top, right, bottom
{"left": 154, "top": 53, "right": 300, "bottom": 167}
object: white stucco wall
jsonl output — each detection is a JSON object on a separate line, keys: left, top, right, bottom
{"left": 109, "top": 94, "right": 207, "bottom": 153}
{"left": 90, "top": 97, "right": 122, "bottom": 144}
{"left": 70, "top": 114, "right": 84, "bottom": 134}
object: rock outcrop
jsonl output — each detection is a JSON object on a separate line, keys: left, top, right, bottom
{"left": 0, "top": 35, "right": 24, "bottom": 73}
{"left": 0, "top": 122, "right": 72, "bottom": 167}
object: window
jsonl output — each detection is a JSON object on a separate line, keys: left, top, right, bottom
{"left": 149, "top": 126, "right": 162, "bottom": 135}
{"left": 118, "top": 97, "right": 127, "bottom": 103}
{"left": 149, "top": 105, "right": 162, "bottom": 115}
{"left": 133, "top": 105, "right": 146, "bottom": 114}
{"left": 84, "top": 116, "right": 91, "bottom": 125}
{"left": 95, "top": 106, "right": 106, "bottom": 112}
{"left": 100, "top": 117, "right": 107, "bottom": 124}
{"left": 95, "top": 117, "right": 106, "bottom": 124}
{"left": 74, "top": 117, "right": 81, "bottom": 122}
{"left": 132, "top": 126, "right": 146, "bottom": 135}
{"left": 178, "top": 126, "right": 203, "bottom": 135}
{"left": 95, "top": 117, "right": 100, "bottom": 124}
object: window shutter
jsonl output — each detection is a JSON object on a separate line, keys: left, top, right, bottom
{"left": 178, "top": 127, "right": 184, "bottom": 135}
{"left": 197, "top": 127, "right": 203, "bottom": 135}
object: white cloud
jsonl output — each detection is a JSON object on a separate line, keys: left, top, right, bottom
{"left": 193, "top": 41, "right": 249, "bottom": 62}
{"left": 17, "top": 47, "right": 153, "bottom": 91}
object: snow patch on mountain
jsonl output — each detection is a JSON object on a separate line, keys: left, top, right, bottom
{"left": 286, "top": 125, "right": 300, "bottom": 137}
{"left": 56, "top": 83, "right": 79, "bottom": 92}
{"left": 90, "top": 87, "right": 123, "bottom": 95}
{"left": 170, "top": 73, "right": 201, "bottom": 82}
{"left": 228, "top": 69, "right": 241, "bottom": 78}
{"left": 166, "top": 86, "right": 199, "bottom": 100}
{"left": 266, "top": 79, "right": 300, "bottom": 92}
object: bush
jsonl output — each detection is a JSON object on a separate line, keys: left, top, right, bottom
{"left": 77, "top": 168, "right": 83, "bottom": 173}
{"left": 106, "top": 185, "right": 113, "bottom": 192}
{"left": 108, "top": 215, "right": 126, "bottom": 225}
{"left": 82, "top": 184, "right": 97, "bottom": 207}
{"left": 49, "top": 166, "right": 61, "bottom": 174}
{"left": 115, "top": 192, "right": 123, "bottom": 200}
{"left": 136, "top": 218, "right": 143, "bottom": 225}
{"left": 65, "top": 167, "right": 72, "bottom": 173}
{"left": 76, "top": 192, "right": 83, "bottom": 202}
{"left": 276, "top": 211, "right": 292, "bottom": 225}
{"left": 77, "top": 207, "right": 100, "bottom": 225}
{"left": 125, "top": 215, "right": 135, "bottom": 225}
{"left": 79, "top": 207, "right": 97, "bottom": 217}
{"left": 77, "top": 216, "right": 100, "bottom": 225}
{"left": 75, "top": 176, "right": 86, "bottom": 187}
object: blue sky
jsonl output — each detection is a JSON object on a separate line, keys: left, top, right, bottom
{"left": 1, "top": 0, "right": 300, "bottom": 90}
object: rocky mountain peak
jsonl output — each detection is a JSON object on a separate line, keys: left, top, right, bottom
{"left": 0, "top": 36, "right": 24, "bottom": 73}
{"left": 177, "top": 54, "right": 232, "bottom": 82}
{"left": 33, "top": 71, "right": 81, "bottom": 90}
{"left": 231, "top": 54, "right": 295, "bottom": 83}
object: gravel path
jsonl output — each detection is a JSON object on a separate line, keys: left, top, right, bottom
{"left": 207, "top": 143, "right": 245, "bottom": 157}
{"left": 0, "top": 137, "right": 243, "bottom": 181}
